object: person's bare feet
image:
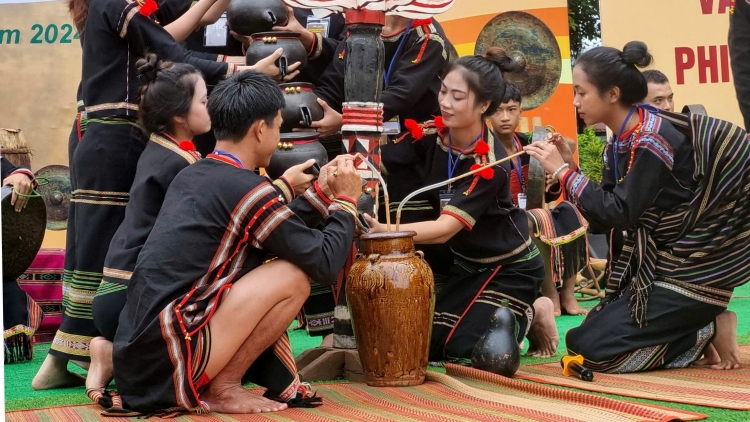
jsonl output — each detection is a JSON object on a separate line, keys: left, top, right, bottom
{"left": 201, "top": 383, "right": 288, "bottom": 413}
{"left": 693, "top": 344, "right": 720, "bottom": 367}
{"left": 32, "top": 354, "right": 86, "bottom": 390}
{"left": 526, "top": 297, "right": 560, "bottom": 358}
{"left": 560, "top": 276, "right": 588, "bottom": 315}
{"left": 85, "top": 337, "right": 114, "bottom": 393}
{"left": 710, "top": 311, "right": 741, "bottom": 370}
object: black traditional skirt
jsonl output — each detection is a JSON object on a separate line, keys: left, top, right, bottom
{"left": 566, "top": 279, "right": 731, "bottom": 372}
{"left": 526, "top": 201, "right": 588, "bottom": 286}
{"left": 49, "top": 120, "right": 144, "bottom": 362}
{"left": 430, "top": 250, "right": 545, "bottom": 364}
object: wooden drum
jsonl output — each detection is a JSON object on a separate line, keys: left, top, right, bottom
{"left": 1, "top": 128, "right": 32, "bottom": 169}
{"left": 346, "top": 231, "right": 435, "bottom": 386}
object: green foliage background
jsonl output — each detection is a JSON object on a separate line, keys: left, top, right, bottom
{"left": 577, "top": 126, "right": 606, "bottom": 183}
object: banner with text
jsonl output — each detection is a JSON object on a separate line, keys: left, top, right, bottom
{"left": 600, "top": 0, "right": 742, "bottom": 126}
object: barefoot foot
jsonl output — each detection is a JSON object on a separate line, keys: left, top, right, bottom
{"left": 86, "top": 337, "right": 114, "bottom": 392}
{"left": 560, "top": 295, "right": 588, "bottom": 316}
{"left": 710, "top": 311, "right": 741, "bottom": 370}
{"left": 692, "top": 344, "right": 720, "bottom": 367}
{"left": 526, "top": 297, "right": 560, "bottom": 358}
{"left": 201, "top": 384, "right": 288, "bottom": 413}
{"left": 32, "top": 354, "right": 86, "bottom": 390}
{"left": 560, "top": 276, "right": 588, "bottom": 315}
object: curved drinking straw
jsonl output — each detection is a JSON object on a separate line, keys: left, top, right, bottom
{"left": 353, "top": 153, "right": 391, "bottom": 231}
{"left": 395, "top": 151, "right": 527, "bottom": 230}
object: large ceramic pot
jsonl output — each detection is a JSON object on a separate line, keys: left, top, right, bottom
{"left": 265, "top": 132, "right": 328, "bottom": 180}
{"left": 347, "top": 231, "right": 435, "bottom": 387}
{"left": 226, "top": 0, "right": 288, "bottom": 36}
{"left": 246, "top": 32, "right": 307, "bottom": 78}
{"left": 279, "top": 83, "right": 324, "bottom": 132}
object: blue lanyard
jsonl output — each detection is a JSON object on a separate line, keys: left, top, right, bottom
{"left": 212, "top": 150, "right": 244, "bottom": 169}
{"left": 447, "top": 130, "right": 483, "bottom": 181}
{"left": 383, "top": 20, "right": 413, "bottom": 87}
{"left": 612, "top": 107, "right": 638, "bottom": 183}
{"left": 512, "top": 135, "right": 525, "bottom": 192}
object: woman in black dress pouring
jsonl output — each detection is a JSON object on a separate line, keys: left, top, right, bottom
{"left": 366, "top": 48, "right": 545, "bottom": 363}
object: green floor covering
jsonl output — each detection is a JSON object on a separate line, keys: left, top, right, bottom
{"left": 5, "top": 283, "right": 750, "bottom": 420}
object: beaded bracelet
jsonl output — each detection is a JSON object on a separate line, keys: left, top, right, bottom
{"left": 550, "top": 163, "right": 570, "bottom": 180}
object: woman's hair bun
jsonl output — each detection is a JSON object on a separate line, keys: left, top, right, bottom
{"left": 621, "top": 41, "right": 652, "bottom": 68}
{"left": 136, "top": 53, "right": 173, "bottom": 84}
{"left": 484, "top": 46, "right": 520, "bottom": 74}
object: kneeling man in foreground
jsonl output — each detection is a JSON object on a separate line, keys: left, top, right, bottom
{"left": 113, "top": 71, "right": 363, "bottom": 415}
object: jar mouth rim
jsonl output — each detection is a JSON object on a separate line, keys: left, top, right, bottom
{"left": 361, "top": 231, "right": 417, "bottom": 240}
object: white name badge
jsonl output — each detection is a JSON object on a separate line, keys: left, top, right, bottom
{"left": 383, "top": 116, "right": 401, "bottom": 134}
{"left": 204, "top": 14, "right": 228, "bottom": 47}
{"left": 306, "top": 17, "right": 331, "bottom": 38}
{"left": 517, "top": 193, "right": 527, "bottom": 210}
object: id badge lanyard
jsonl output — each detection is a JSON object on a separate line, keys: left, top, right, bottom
{"left": 383, "top": 20, "right": 413, "bottom": 87}
{"left": 512, "top": 135, "right": 527, "bottom": 209}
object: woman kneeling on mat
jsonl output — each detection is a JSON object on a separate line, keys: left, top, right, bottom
{"left": 365, "top": 47, "right": 549, "bottom": 364}
{"left": 526, "top": 41, "right": 750, "bottom": 372}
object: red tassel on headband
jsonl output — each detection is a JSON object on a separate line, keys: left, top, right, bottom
{"left": 139, "top": 0, "right": 159, "bottom": 17}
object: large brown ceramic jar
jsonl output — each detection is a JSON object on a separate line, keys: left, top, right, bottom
{"left": 346, "top": 231, "right": 435, "bottom": 386}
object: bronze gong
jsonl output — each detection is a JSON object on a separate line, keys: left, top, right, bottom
{"left": 526, "top": 126, "right": 549, "bottom": 210}
{"left": 2, "top": 186, "right": 47, "bottom": 280}
{"left": 474, "top": 11, "right": 562, "bottom": 111}
{"left": 35, "top": 165, "right": 71, "bottom": 230}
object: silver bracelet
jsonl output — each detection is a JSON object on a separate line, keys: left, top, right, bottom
{"left": 550, "top": 163, "right": 570, "bottom": 180}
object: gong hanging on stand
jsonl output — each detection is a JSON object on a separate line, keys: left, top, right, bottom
{"left": 474, "top": 11, "right": 562, "bottom": 111}
{"left": 34, "top": 165, "right": 71, "bottom": 231}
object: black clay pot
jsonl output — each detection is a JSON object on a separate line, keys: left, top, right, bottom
{"left": 279, "top": 83, "right": 324, "bottom": 132}
{"left": 246, "top": 32, "right": 307, "bottom": 78}
{"left": 226, "top": 0, "right": 288, "bottom": 36}
{"left": 266, "top": 132, "right": 328, "bottom": 180}
{"left": 471, "top": 300, "right": 520, "bottom": 377}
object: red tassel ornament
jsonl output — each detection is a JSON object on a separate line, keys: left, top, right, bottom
{"left": 138, "top": 0, "right": 159, "bottom": 17}
{"left": 470, "top": 163, "right": 494, "bottom": 180}
{"left": 404, "top": 119, "right": 423, "bottom": 140}
{"left": 434, "top": 116, "right": 446, "bottom": 132}
{"left": 179, "top": 140, "right": 196, "bottom": 151}
{"left": 474, "top": 140, "right": 490, "bottom": 156}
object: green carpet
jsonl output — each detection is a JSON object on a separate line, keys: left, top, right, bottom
{"left": 5, "top": 283, "right": 750, "bottom": 421}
